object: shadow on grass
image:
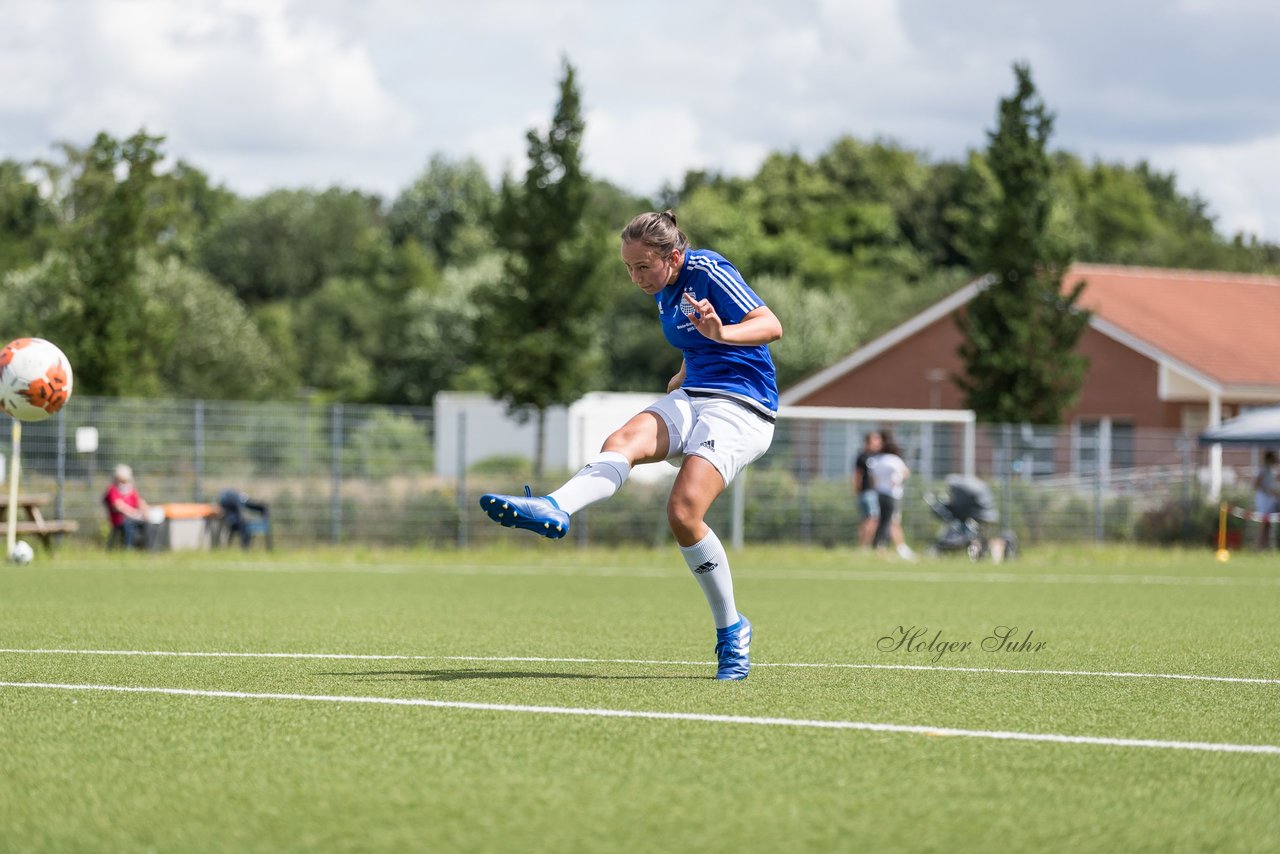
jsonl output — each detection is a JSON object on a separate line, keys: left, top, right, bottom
{"left": 319, "top": 668, "right": 707, "bottom": 682}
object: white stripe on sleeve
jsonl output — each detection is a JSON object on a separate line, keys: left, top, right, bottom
{"left": 690, "top": 257, "right": 760, "bottom": 316}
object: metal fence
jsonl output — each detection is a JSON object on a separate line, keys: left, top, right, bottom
{"left": 2, "top": 396, "right": 1268, "bottom": 551}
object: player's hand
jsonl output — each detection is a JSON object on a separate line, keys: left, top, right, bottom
{"left": 683, "top": 293, "right": 724, "bottom": 341}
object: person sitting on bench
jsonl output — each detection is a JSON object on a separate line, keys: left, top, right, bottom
{"left": 104, "top": 464, "right": 151, "bottom": 549}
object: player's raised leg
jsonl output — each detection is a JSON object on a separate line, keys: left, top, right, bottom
{"left": 479, "top": 409, "right": 671, "bottom": 539}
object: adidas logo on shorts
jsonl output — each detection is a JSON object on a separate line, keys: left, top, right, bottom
{"left": 700, "top": 439, "right": 716, "bottom": 451}
{"left": 693, "top": 560, "right": 718, "bottom": 574}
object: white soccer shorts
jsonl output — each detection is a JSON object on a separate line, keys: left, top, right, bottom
{"left": 645, "top": 390, "right": 775, "bottom": 487}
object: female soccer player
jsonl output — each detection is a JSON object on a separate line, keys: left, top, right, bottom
{"left": 480, "top": 210, "right": 783, "bottom": 680}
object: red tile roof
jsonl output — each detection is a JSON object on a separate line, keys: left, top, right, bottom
{"left": 1065, "top": 264, "right": 1280, "bottom": 387}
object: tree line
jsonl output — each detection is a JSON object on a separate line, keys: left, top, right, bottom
{"left": 2, "top": 61, "right": 1276, "bottom": 420}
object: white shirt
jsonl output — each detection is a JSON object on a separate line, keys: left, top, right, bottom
{"left": 1258, "top": 465, "right": 1279, "bottom": 496}
{"left": 867, "top": 453, "right": 909, "bottom": 500}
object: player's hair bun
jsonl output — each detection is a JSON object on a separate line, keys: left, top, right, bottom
{"left": 621, "top": 210, "right": 689, "bottom": 254}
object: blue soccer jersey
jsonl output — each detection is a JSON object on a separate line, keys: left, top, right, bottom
{"left": 655, "top": 249, "right": 779, "bottom": 413}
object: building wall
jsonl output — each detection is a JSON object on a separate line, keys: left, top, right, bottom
{"left": 1070, "top": 328, "right": 1178, "bottom": 428}
{"left": 789, "top": 310, "right": 1188, "bottom": 430}
{"left": 433, "top": 391, "right": 674, "bottom": 483}
{"left": 791, "top": 314, "right": 969, "bottom": 410}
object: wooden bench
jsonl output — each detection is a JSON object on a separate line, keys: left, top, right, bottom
{"left": 1, "top": 493, "right": 79, "bottom": 551}
{"left": 5, "top": 519, "right": 80, "bottom": 549}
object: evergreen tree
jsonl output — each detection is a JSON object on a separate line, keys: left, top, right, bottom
{"left": 956, "top": 63, "right": 1090, "bottom": 424}
{"left": 473, "top": 58, "right": 606, "bottom": 475}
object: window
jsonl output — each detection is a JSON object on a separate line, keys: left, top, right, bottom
{"left": 1076, "top": 418, "right": 1135, "bottom": 473}
{"left": 990, "top": 423, "right": 1058, "bottom": 479}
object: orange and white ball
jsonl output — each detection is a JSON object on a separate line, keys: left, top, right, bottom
{"left": 0, "top": 338, "right": 74, "bottom": 422}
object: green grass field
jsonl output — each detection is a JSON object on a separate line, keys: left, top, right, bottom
{"left": 3, "top": 543, "right": 1279, "bottom": 852}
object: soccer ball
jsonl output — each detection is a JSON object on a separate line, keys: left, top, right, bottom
{"left": 8, "top": 540, "right": 34, "bottom": 565}
{"left": 0, "top": 338, "right": 74, "bottom": 422}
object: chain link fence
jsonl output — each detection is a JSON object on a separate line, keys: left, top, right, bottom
{"left": 2, "top": 396, "right": 1266, "bottom": 551}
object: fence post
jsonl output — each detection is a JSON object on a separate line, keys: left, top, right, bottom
{"left": 1093, "top": 436, "right": 1104, "bottom": 543}
{"left": 1094, "top": 418, "right": 1111, "bottom": 542}
{"left": 1179, "top": 434, "right": 1192, "bottom": 540}
{"left": 456, "top": 410, "right": 468, "bottom": 547}
{"left": 55, "top": 408, "right": 66, "bottom": 525}
{"left": 963, "top": 417, "right": 976, "bottom": 479}
{"left": 797, "top": 425, "right": 812, "bottom": 544}
{"left": 731, "top": 469, "right": 746, "bottom": 550}
{"left": 575, "top": 412, "right": 588, "bottom": 549}
{"left": 193, "top": 399, "right": 204, "bottom": 502}
{"left": 920, "top": 422, "right": 934, "bottom": 483}
{"left": 86, "top": 398, "right": 97, "bottom": 489}
{"left": 330, "top": 404, "right": 343, "bottom": 544}
{"left": 1001, "top": 423, "right": 1014, "bottom": 538}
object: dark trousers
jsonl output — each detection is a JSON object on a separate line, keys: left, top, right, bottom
{"left": 109, "top": 519, "right": 145, "bottom": 549}
{"left": 874, "top": 494, "right": 898, "bottom": 547}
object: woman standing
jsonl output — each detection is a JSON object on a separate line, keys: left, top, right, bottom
{"left": 480, "top": 210, "right": 783, "bottom": 680}
{"left": 867, "top": 432, "right": 914, "bottom": 560}
{"left": 853, "top": 430, "right": 884, "bottom": 548}
{"left": 1256, "top": 450, "right": 1279, "bottom": 549}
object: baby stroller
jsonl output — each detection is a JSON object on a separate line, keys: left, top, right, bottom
{"left": 923, "top": 475, "right": 1016, "bottom": 562}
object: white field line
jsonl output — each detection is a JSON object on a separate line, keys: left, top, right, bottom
{"left": 1, "top": 680, "right": 1276, "bottom": 756}
{"left": 768, "top": 570, "right": 1280, "bottom": 587}
{"left": 2, "top": 647, "right": 1277, "bottom": 686}
{"left": 46, "top": 559, "right": 1280, "bottom": 587}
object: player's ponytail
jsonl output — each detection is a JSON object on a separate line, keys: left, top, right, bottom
{"left": 621, "top": 210, "right": 689, "bottom": 256}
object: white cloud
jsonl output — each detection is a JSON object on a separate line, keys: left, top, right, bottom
{"left": 2, "top": 0, "right": 416, "bottom": 191}
{"left": 1153, "top": 134, "right": 1280, "bottom": 240}
{"left": 583, "top": 108, "right": 768, "bottom": 195}
{"left": 817, "top": 0, "right": 912, "bottom": 64}
{"left": 583, "top": 109, "right": 703, "bottom": 194}
{"left": 0, "top": 0, "right": 1277, "bottom": 239}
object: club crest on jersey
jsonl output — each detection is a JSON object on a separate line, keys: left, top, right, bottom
{"left": 680, "top": 291, "right": 697, "bottom": 316}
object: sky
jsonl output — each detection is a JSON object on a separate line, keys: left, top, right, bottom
{"left": 3, "top": 0, "right": 1279, "bottom": 241}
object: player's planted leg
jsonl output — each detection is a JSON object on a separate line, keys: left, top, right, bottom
{"left": 670, "top": 453, "right": 753, "bottom": 680}
{"left": 679, "top": 528, "right": 751, "bottom": 680}
{"left": 714, "top": 613, "right": 752, "bottom": 681}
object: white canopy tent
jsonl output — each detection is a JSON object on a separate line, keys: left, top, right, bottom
{"left": 1198, "top": 405, "right": 1280, "bottom": 447}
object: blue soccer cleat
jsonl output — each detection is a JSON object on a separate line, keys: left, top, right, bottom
{"left": 714, "top": 613, "right": 752, "bottom": 680}
{"left": 479, "top": 486, "right": 570, "bottom": 540}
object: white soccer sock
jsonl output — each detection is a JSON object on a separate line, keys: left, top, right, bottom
{"left": 679, "top": 529, "right": 738, "bottom": 629}
{"left": 547, "top": 451, "right": 631, "bottom": 515}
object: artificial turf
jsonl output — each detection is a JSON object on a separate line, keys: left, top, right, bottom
{"left": 2, "top": 544, "right": 1278, "bottom": 852}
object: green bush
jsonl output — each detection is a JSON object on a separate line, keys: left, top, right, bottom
{"left": 1133, "top": 495, "right": 1245, "bottom": 546}
{"left": 346, "top": 409, "right": 433, "bottom": 478}
{"left": 1104, "top": 495, "right": 1135, "bottom": 542}
{"left": 574, "top": 480, "right": 672, "bottom": 546}
{"left": 743, "top": 468, "right": 802, "bottom": 543}
{"left": 469, "top": 455, "right": 534, "bottom": 478}
{"left": 370, "top": 488, "right": 461, "bottom": 545}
